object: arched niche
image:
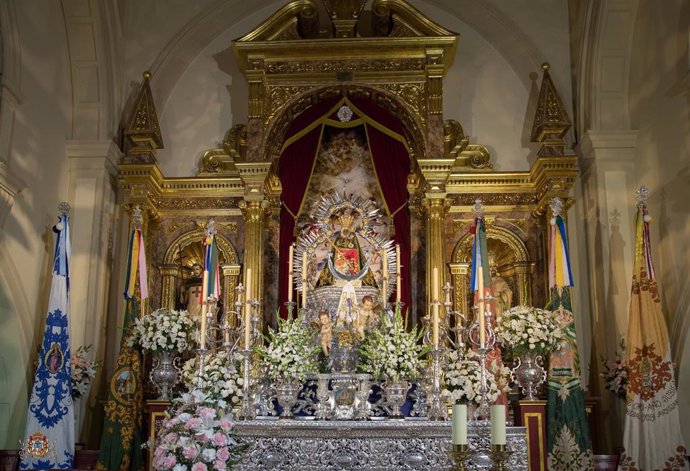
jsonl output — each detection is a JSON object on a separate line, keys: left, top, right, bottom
{"left": 448, "top": 224, "right": 534, "bottom": 316}
{"left": 159, "top": 229, "right": 241, "bottom": 322}
{"left": 262, "top": 84, "right": 427, "bottom": 163}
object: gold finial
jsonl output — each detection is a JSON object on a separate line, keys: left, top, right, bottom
{"left": 541, "top": 62, "right": 550, "bottom": 71}
{"left": 143, "top": 71, "right": 152, "bottom": 80}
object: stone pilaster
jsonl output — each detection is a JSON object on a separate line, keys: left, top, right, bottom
{"left": 577, "top": 129, "right": 639, "bottom": 451}
{"left": 66, "top": 139, "right": 120, "bottom": 440}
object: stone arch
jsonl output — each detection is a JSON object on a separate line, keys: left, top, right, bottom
{"left": 262, "top": 84, "right": 427, "bottom": 163}
{"left": 575, "top": 0, "right": 640, "bottom": 134}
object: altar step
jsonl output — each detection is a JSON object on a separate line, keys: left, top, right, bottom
{"left": 0, "top": 449, "right": 98, "bottom": 471}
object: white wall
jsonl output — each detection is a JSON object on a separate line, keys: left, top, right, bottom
{"left": 0, "top": 0, "right": 73, "bottom": 448}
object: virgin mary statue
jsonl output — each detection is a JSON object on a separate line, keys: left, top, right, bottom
{"left": 316, "top": 208, "right": 377, "bottom": 288}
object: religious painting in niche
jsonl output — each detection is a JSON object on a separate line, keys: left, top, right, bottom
{"left": 175, "top": 240, "right": 227, "bottom": 323}
{"left": 297, "top": 125, "right": 391, "bottom": 298}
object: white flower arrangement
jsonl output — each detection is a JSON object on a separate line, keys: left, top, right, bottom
{"left": 442, "top": 348, "right": 511, "bottom": 404}
{"left": 181, "top": 351, "right": 244, "bottom": 406}
{"left": 152, "top": 390, "right": 245, "bottom": 471}
{"left": 494, "top": 305, "right": 564, "bottom": 357}
{"left": 71, "top": 344, "right": 99, "bottom": 399}
{"left": 128, "top": 308, "right": 197, "bottom": 353}
{"left": 358, "top": 307, "right": 428, "bottom": 382}
{"left": 256, "top": 315, "right": 320, "bottom": 383}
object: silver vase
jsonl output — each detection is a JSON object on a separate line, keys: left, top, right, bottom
{"left": 511, "top": 350, "right": 547, "bottom": 400}
{"left": 276, "top": 380, "right": 301, "bottom": 419}
{"left": 384, "top": 381, "right": 409, "bottom": 419}
{"left": 149, "top": 351, "right": 180, "bottom": 400}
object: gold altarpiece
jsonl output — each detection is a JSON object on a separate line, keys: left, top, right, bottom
{"left": 116, "top": 0, "right": 577, "bottom": 330}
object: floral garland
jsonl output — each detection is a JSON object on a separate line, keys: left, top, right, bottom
{"left": 152, "top": 390, "right": 245, "bottom": 471}
{"left": 442, "top": 348, "right": 511, "bottom": 404}
{"left": 255, "top": 314, "right": 320, "bottom": 382}
{"left": 601, "top": 339, "right": 627, "bottom": 399}
{"left": 182, "top": 351, "right": 243, "bottom": 406}
{"left": 128, "top": 308, "right": 196, "bottom": 353}
{"left": 358, "top": 307, "right": 428, "bottom": 383}
{"left": 494, "top": 305, "right": 563, "bottom": 357}
{"left": 71, "top": 344, "right": 99, "bottom": 399}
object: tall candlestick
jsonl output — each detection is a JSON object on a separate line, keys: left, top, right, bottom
{"left": 200, "top": 271, "right": 209, "bottom": 350}
{"left": 301, "top": 251, "right": 308, "bottom": 309}
{"left": 287, "top": 244, "right": 294, "bottom": 303}
{"left": 432, "top": 266, "right": 439, "bottom": 349}
{"left": 478, "top": 265, "right": 486, "bottom": 347}
{"left": 395, "top": 244, "right": 401, "bottom": 304}
{"left": 452, "top": 403, "right": 468, "bottom": 445}
{"left": 382, "top": 250, "right": 388, "bottom": 307}
{"left": 244, "top": 268, "right": 252, "bottom": 348}
{"left": 490, "top": 404, "right": 506, "bottom": 445}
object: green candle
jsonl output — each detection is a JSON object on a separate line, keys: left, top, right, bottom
{"left": 452, "top": 403, "right": 468, "bottom": 445}
{"left": 490, "top": 404, "right": 506, "bottom": 445}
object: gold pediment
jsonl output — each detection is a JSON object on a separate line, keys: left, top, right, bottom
{"left": 233, "top": 0, "right": 458, "bottom": 75}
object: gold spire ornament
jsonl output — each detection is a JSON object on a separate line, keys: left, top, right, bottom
{"left": 124, "top": 71, "right": 164, "bottom": 163}
{"left": 530, "top": 63, "right": 571, "bottom": 156}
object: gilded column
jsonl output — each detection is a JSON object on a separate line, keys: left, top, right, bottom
{"left": 222, "top": 264, "right": 242, "bottom": 326}
{"left": 424, "top": 195, "right": 447, "bottom": 313}
{"left": 513, "top": 261, "right": 535, "bottom": 307}
{"left": 159, "top": 264, "right": 181, "bottom": 310}
{"left": 449, "top": 262, "right": 470, "bottom": 316}
{"left": 240, "top": 199, "right": 269, "bottom": 331}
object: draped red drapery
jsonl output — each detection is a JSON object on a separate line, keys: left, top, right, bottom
{"left": 278, "top": 96, "right": 412, "bottom": 318}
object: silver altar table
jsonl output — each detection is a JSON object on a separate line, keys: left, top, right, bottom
{"left": 234, "top": 420, "right": 528, "bottom": 470}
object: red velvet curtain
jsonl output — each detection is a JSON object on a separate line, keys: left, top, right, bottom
{"left": 278, "top": 97, "right": 412, "bottom": 317}
{"left": 349, "top": 98, "right": 412, "bottom": 312}
{"left": 278, "top": 98, "right": 339, "bottom": 317}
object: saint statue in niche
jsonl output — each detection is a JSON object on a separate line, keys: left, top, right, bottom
{"left": 178, "top": 262, "right": 203, "bottom": 322}
{"left": 490, "top": 264, "right": 513, "bottom": 319}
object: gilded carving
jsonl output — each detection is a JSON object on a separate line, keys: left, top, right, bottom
{"left": 449, "top": 194, "right": 537, "bottom": 207}
{"left": 151, "top": 198, "right": 240, "bottom": 211}
{"left": 265, "top": 58, "right": 425, "bottom": 75}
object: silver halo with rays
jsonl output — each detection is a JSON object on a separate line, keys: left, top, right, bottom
{"left": 294, "top": 193, "right": 397, "bottom": 304}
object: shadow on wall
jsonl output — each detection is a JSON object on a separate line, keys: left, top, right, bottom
{"left": 0, "top": 284, "right": 29, "bottom": 449}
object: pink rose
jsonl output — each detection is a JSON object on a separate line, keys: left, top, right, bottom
{"left": 185, "top": 417, "right": 202, "bottom": 429}
{"left": 163, "top": 455, "right": 177, "bottom": 469}
{"left": 154, "top": 447, "right": 166, "bottom": 458}
{"left": 182, "top": 446, "right": 198, "bottom": 459}
{"left": 219, "top": 418, "right": 233, "bottom": 432}
{"left": 191, "top": 463, "right": 208, "bottom": 471}
{"left": 196, "top": 407, "right": 216, "bottom": 420}
{"left": 212, "top": 432, "right": 227, "bottom": 447}
{"left": 214, "top": 459, "right": 227, "bottom": 470}
{"left": 164, "top": 432, "right": 179, "bottom": 443}
{"left": 216, "top": 447, "right": 230, "bottom": 461}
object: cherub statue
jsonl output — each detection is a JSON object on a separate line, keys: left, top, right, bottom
{"left": 316, "top": 311, "right": 333, "bottom": 356}
{"left": 355, "top": 295, "right": 377, "bottom": 340}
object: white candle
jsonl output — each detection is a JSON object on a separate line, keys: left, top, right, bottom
{"left": 301, "top": 251, "right": 308, "bottom": 309}
{"left": 200, "top": 270, "right": 209, "bottom": 350}
{"left": 478, "top": 265, "right": 486, "bottom": 347}
{"left": 382, "top": 250, "right": 388, "bottom": 307}
{"left": 395, "top": 244, "right": 401, "bottom": 304}
{"left": 490, "top": 404, "right": 506, "bottom": 445}
{"left": 288, "top": 244, "right": 294, "bottom": 303}
{"left": 244, "top": 268, "right": 252, "bottom": 348}
{"left": 452, "top": 403, "right": 468, "bottom": 445}
{"left": 432, "top": 266, "right": 439, "bottom": 349}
